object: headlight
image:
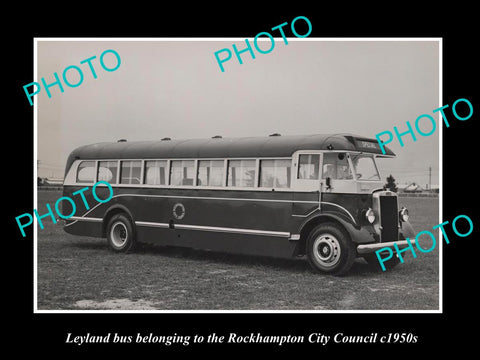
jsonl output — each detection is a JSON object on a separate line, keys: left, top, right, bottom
{"left": 399, "top": 207, "right": 409, "bottom": 222}
{"left": 365, "top": 208, "right": 376, "bottom": 224}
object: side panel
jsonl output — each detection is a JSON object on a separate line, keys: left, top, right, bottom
{"left": 135, "top": 188, "right": 295, "bottom": 232}
{"left": 62, "top": 186, "right": 304, "bottom": 258}
{"left": 136, "top": 227, "right": 297, "bottom": 258}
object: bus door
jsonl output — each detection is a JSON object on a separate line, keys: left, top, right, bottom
{"left": 292, "top": 152, "right": 323, "bottom": 217}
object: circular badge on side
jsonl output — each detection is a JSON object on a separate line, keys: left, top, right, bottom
{"left": 172, "top": 203, "right": 186, "bottom": 220}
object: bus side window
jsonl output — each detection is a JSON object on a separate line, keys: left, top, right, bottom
{"left": 144, "top": 160, "right": 167, "bottom": 185}
{"left": 227, "top": 160, "right": 256, "bottom": 187}
{"left": 197, "top": 160, "right": 224, "bottom": 187}
{"left": 120, "top": 160, "right": 142, "bottom": 184}
{"left": 76, "top": 161, "right": 95, "bottom": 183}
{"left": 259, "top": 159, "right": 291, "bottom": 188}
{"left": 170, "top": 160, "right": 195, "bottom": 186}
{"left": 98, "top": 161, "right": 118, "bottom": 184}
{"left": 298, "top": 154, "right": 319, "bottom": 180}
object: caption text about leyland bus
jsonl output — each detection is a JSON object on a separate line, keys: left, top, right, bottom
{"left": 66, "top": 331, "right": 418, "bottom": 346}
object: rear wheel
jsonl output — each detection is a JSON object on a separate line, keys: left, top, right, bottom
{"left": 306, "top": 223, "right": 355, "bottom": 275}
{"left": 106, "top": 213, "right": 136, "bottom": 252}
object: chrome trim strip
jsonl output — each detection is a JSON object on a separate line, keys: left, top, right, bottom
{"left": 291, "top": 207, "right": 320, "bottom": 218}
{"left": 135, "top": 221, "right": 170, "bottom": 229}
{"left": 113, "top": 193, "right": 318, "bottom": 204}
{"left": 290, "top": 202, "right": 357, "bottom": 225}
{"left": 320, "top": 202, "right": 357, "bottom": 224}
{"left": 67, "top": 216, "right": 291, "bottom": 238}
{"left": 71, "top": 193, "right": 319, "bottom": 219}
{"left": 357, "top": 239, "right": 415, "bottom": 254}
{"left": 65, "top": 216, "right": 103, "bottom": 226}
{"left": 173, "top": 223, "right": 290, "bottom": 238}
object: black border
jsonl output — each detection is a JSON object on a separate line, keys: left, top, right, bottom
{"left": 9, "top": 4, "right": 478, "bottom": 354}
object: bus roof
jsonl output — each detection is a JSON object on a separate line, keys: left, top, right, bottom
{"left": 65, "top": 133, "right": 394, "bottom": 174}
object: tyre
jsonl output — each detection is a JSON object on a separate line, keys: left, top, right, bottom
{"left": 306, "top": 222, "right": 355, "bottom": 275}
{"left": 106, "top": 213, "right": 136, "bottom": 252}
{"left": 363, "top": 253, "right": 400, "bottom": 272}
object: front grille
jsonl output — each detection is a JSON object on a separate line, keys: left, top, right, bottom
{"left": 379, "top": 195, "right": 398, "bottom": 242}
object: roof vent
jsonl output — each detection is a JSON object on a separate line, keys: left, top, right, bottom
{"left": 212, "top": 135, "right": 222, "bottom": 139}
{"left": 161, "top": 137, "right": 171, "bottom": 141}
{"left": 269, "top": 133, "right": 281, "bottom": 137}
{"left": 117, "top": 139, "right": 127, "bottom": 142}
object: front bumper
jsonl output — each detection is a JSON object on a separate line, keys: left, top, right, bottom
{"left": 357, "top": 239, "right": 415, "bottom": 255}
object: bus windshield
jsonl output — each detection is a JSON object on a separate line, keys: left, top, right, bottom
{"left": 350, "top": 154, "right": 380, "bottom": 181}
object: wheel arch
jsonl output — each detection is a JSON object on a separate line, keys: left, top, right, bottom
{"left": 102, "top": 204, "right": 135, "bottom": 237}
{"left": 294, "top": 214, "right": 353, "bottom": 257}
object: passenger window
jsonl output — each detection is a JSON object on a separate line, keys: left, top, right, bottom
{"left": 144, "top": 160, "right": 167, "bottom": 185}
{"left": 170, "top": 160, "right": 195, "bottom": 186}
{"left": 227, "top": 160, "right": 256, "bottom": 187}
{"left": 120, "top": 160, "right": 142, "bottom": 184}
{"left": 259, "top": 159, "right": 291, "bottom": 188}
{"left": 76, "top": 161, "right": 95, "bottom": 183}
{"left": 322, "top": 153, "right": 353, "bottom": 180}
{"left": 298, "top": 154, "right": 319, "bottom": 180}
{"left": 97, "top": 161, "right": 118, "bottom": 184}
{"left": 197, "top": 160, "right": 224, "bottom": 186}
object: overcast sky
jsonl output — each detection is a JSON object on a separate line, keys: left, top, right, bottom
{"left": 36, "top": 39, "right": 440, "bottom": 186}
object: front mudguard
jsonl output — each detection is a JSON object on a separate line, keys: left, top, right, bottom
{"left": 295, "top": 214, "right": 415, "bottom": 257}
{"left": 399, "top": 220, "right": 415, "bottom": 240}
{"left": 295, "top": 214, "right": 377, "bottom": 257}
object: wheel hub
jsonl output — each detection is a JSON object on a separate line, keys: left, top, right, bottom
{"left": 320, "top": 243, "right": 331, "bottom": 257}
{"left": 313, "top": 234, "right": 341, "bottom": 268}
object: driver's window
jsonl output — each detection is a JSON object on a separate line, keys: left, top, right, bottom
{"left": 322, "top": 153, "right": 353, "bottom": 180}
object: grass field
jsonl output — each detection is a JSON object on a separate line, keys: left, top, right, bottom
{"left": 36, "top": 191, "right": 439, "bottom": 311}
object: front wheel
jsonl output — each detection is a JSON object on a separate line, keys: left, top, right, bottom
{"left": 106, "top": 213, "right": 136, "bottom": 252}
{"left": 306, "top": 223, "right": 355, "bottom": 275}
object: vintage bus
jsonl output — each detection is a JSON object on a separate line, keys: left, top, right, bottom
{"left": 62, "top": 133, "right": 415, "bottom": 275}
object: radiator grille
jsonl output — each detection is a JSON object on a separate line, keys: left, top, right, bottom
{"left": 379, "top": 195, "right": 398, "bottom": 242}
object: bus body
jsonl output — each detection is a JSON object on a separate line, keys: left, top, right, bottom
{"left": 62, "top": 133, "right": 415, "bottom": 275}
